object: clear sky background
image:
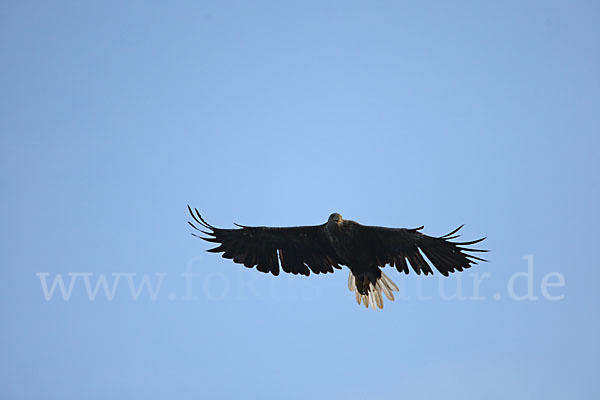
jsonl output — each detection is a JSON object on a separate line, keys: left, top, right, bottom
{"left": 1, "top": 1, "right": 599, "bottom": 399}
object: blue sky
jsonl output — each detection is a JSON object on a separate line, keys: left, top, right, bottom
{"left": 1, "top": 1, "right": 599, "bottom": 399}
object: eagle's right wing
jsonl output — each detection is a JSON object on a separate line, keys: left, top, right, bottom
{"left": 188, "top": 206, "right": 341, "bottom": 276}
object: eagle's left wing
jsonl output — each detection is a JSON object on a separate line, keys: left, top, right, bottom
{"left": 354, "top": 224, "right": 487, "bottom": 276}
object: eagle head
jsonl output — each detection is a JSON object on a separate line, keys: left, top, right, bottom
{"left": 328, "top": 213, "right": 342, "bottom": 224}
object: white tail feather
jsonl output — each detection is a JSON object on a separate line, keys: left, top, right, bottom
{"left": 348, "top": 271, "right": 399, "bottom": 310}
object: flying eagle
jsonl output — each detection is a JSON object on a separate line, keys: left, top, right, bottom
{"left": 187, "top": 206, "right": 487, "bottom": 309}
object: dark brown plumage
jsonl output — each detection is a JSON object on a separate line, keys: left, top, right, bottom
{"left": 187, "top": 206, "right": 487, "bottom": 309}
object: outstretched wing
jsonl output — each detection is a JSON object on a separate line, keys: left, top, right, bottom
{"left": 356, "top": 224, "right": 487, "bottom": 276}
{"left": 187, "top": 206, "right": 341, "bottom": 276}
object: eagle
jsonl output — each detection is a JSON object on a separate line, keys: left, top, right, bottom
{"left": 187, "top": 206, "right": 487, "bottom": 309}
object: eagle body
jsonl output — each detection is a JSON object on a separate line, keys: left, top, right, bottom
{"left": 325, "top": 215, "right": 383, "bottom": 294}
{"left": 188, "top": 207, "right": 487, "bottom": 309}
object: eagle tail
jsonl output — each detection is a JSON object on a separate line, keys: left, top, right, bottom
{"left": 348, "top": 271, "right": 399, "bottom": 309}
